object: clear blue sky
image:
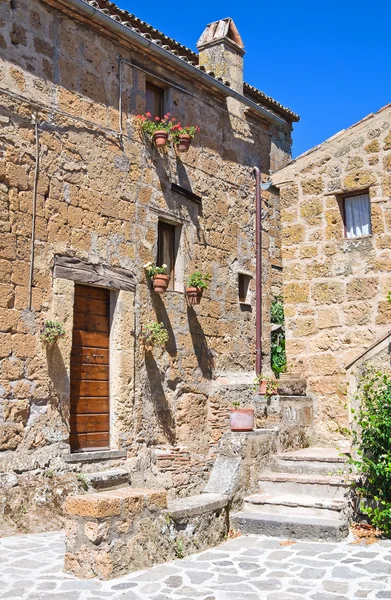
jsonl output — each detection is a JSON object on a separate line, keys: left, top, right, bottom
{"left": 114, "top": 0, "right": 391, "bottom": 157}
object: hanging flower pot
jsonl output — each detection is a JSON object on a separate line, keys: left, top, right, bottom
{"left": 229, "top": 408, "right": 254, "bottom": 432}
{"left": 176, "top": 134, "right": 192, "bottom": 153}
{"left": 152, "top": 274, "right": 170, "bottom": 293}
{"left": 185, "top": 287, "right": 203, "bottom": 305}
{"left": 153, "top": 130, "right": 169, "bottom": 148}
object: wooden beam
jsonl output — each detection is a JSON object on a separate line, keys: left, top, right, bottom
{"left": 53, "top": 255, "right": 136, "bottom": 292}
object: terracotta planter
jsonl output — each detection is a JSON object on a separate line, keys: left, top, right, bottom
{"left": 258, "top": 379, "right": 267, "bottom": 395}
{"left": 176, "top": 134, "right": 192, "bottom": 153}
{"left": 152, "top": 274, "right": 170, "bottom": 293}
{"left": 153, "top": 130, "right": 169, "bottom": 148}
{"left": 229, "top": 408, "right": 254, "bottom": 432}
{"left": 186, "top": 287, "right": 203, "bottom": 305}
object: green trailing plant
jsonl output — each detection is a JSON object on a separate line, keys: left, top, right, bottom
{"left": 253, "top": 374, "right": 278, "bottom": 397}
{"left": 174, "top": 538, "right": 184, "bottom": 559}
{"left": 77, "top": 473, "right": 89, "bottom": 491}
{"left": 350, "top": 367, "right": 391, "bottom": 536}
{"left": 142, "top": 322, "right": 169, "bottom": 348}
{"left": 40, "top": 320, "right": 65, "bottom": 346}
{"left": 231, "top": 401, "right": 241, "bottom": 409}
{"left": 144, "top": 262, "right": 167, "bottom": 277}
{"left": 270, "top": 297, "right": 287, "bottom": 377}
{"left": 186, "top": 271, "right": 211, "bottom": 290}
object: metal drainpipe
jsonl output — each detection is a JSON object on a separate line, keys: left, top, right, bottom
{"left": 28, "top": 113, "right": 40, "bottom": 311}
{"left": 253, "top": 166, "right": 262, "bottom": 376}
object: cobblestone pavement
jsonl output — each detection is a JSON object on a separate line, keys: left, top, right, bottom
{"left": 1, "top": 531, "right": 391, "bottom": 599}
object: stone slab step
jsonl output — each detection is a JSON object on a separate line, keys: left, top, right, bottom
{"left": 168, "top": 493, "right": 228, "bottom": 519}
{"left": 243, "top": 493, "right": 349, "bottom": 520}
{"left": 258, "top": 472, "right": 353, "bottom": 500}
{"left": 85, "top": 468, "right": 130, "bottom": 490}
{"left": 272, "top": 447, "right": 350, "bottom": 475}
{"left": 231, "top": 511, "right": 349, "bottom": 541}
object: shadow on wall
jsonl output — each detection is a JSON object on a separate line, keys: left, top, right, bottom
{"left": 144, "top": 350, "right": 176, "bottom": 444}
{"left": 46, "top": 344, "right": 70, "bottom": 430}
{"left": 151, "top": 293, "right": 177, "bottom": 357}
{"left": 187, "top": 305, "right": 214, "bottom": 380}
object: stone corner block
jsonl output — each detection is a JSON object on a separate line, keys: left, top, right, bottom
{"left": 64, "top": 493, "right": 121, "bottom": 518}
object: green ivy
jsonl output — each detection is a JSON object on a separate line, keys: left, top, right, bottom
{"left": 270, "top": 297, "right": 286, "bottom": 377}
{"left": 350, "top": 367, "right": 391, "bottom": 536}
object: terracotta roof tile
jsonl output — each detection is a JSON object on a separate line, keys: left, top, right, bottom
{"left": 83, "top": 0, "right": 300, "bottom": 122}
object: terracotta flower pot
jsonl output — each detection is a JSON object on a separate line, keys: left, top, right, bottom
{"left": 258, "top": 380, "right": 267, "bottom": 395}
{"left": 152, "top": 274, "right": 170, "bottom": 293}
{"left": 176, "top": 134, "right": 192, "bottom": 153}
{"left": 153, "top": 130, "right": 169, "bottom": 147}
{"left": 229, "top": 409, "right": 254, "bottom": 432}
{"left": 186, "top": 287, "right": 203, "bottom": 305}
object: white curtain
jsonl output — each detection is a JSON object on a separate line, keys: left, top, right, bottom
{"left": 345, "top": 194, "right": 371, "bottom": 239}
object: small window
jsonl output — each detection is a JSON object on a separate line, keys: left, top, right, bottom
{"left": 158, "top": 221, "right": 176, "bottom": 290}
{"left": 343, "top": 193, "right": 371, "bottom": 239}
{"left": 146, "top": 82, "right": 164, "bottom": 119}
{"left": 238, "top": 273, "right": 252, "bottom": 304}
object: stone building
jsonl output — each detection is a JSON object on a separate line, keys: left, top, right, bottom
{"left": 273, "top": 103, "right": 391, "bottom": 444}
{"left": 0, "top": 0, "right": 298, "bottom": 532}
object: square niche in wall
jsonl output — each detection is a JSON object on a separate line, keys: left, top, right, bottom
{"left": 238, "top": 272, "right": 252, "bottom": 305}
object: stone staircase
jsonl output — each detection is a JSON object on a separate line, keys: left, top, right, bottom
{"left": 65, "top": 450, "right": 131, "bottom": 492}
{"left": 231, "top": 447, "right": 353, "bottom": 541}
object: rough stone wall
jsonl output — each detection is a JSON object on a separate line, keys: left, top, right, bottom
{"left": 273, "top": 104, "right": 391, "bottom": 444}
{"left": 0, "top": 0, "right": 293, "bottom": 527}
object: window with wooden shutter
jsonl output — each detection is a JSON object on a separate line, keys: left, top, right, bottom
{"left": 146, "top": 82, "right": 164, "bottom": 119}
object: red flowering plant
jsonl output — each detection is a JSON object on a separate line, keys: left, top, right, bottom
{"left": 135, "top": 112, "right": 176, "bottom": 136}
{"left": 170, "top": 123, "right": 200, "bottom": 144}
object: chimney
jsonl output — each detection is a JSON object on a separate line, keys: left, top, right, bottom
{"left": 196, "top": 18, "right": 245, "bottom": 95}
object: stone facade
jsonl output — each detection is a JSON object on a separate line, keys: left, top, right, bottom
{"left": 0, "top": 0, "right": 297, "bottom": 532}
{"left": 273, "top": 104, "right": 391, "bottom": 444}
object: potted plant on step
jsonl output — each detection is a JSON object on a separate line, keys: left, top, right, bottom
{"left": 185, "top": 271, "right": 211, "bottom": 304}
{"left": 253, "top": 374, "right": 278, "bottom": 397}
{"left": 171, "top": 124, "right": 200, "bottom": 153}
{"left": 229, "top": 401, "right": 254, "bottom": 432}
{"left": 141, "top": 322, "right": 169, "bottom": 351}
{"left": 136, "top": 112, "right": 175, "bottom": 148}
{"left": 144, "top": 262, "right": 170, "bottom": 293}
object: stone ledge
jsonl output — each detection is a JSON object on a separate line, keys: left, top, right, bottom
{"left": 167, "top": 493, "right": 228, "bottom": 519}
{"left": 65, "top": 450, "right": 127, "bottom": 463}
{"left": 64, "top": 487, "right": 167, "bottom": 519}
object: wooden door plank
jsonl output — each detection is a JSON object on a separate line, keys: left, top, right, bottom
{"left": 73, "top": 296, "right": 110, "bottom": 317}
{"left": 70, "top": 397, "right": 110, "bottom": 414}
{"left": 70, "top": 347, "right": 109, "bottom": 365}
{"left": 71, "top": 380, "right": 109, "bottom": 397}
{"left": 71, "top": 364, "right": 109, "bottom": 381}
{"left": 72, "top": 330, "right": 109, "bottom": 349}
{"left": 73, "top": 312, "right": 110, "bottom": 333}
{"left": 74, "top": 285, "right": 110, "bottom": 301}
{"left": 70, "top": 414, "right": 110, "bottom": 433}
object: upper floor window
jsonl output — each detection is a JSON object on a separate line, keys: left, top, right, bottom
{"left": 343, "top": 193, "right": 371, "bottom": 239}
{"left": 145, "top": 82, "right": 164, "bottom": 119}
{"left": 158, "top": 221, "right": 176, "bottom": 290}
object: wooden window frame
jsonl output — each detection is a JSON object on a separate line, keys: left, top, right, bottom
{"left": 145, "top": 81, "right": 164, "bottom": 119}
{"left": 341, "top": 190, "right": 372, "bottom": 240}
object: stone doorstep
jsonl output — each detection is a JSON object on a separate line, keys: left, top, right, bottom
{"left": 245, "top": 493, "right": 348, "bottom": 512}
{"left": 85, "top": 468, "right": 130, "bottom": 490}
{"left": 64, "top": 487, "right": 167, "bottom": 518}
{"left": 230, "top": 511, "right": 349, "bottom": 541}
{"left": 167, "top": 493, "right": 229, "bottom": 520}
{"left": 259, "top": 472, "right": 353, "bottom": 486}
{"left": 65, "top": 449, "right": 127, "bottom": 464}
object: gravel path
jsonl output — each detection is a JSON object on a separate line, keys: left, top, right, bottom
{"left": 1, "top": 531, "right": 391, "bottom": 599}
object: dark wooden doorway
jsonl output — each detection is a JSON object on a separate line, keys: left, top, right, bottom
{"left": 70, "top": 284, "right": 110, "bottom": 452}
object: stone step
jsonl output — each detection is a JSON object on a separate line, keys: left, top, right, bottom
{"left": 85, "top": 468, "right": 130, "bottom": 490}
{"left": 243, "top": 493, "right": 349, "bottom": 520}
{"left": 258, "top": 472, "right": 352, "bottom": 500}
{"left": 272, "top": 447, "right": 350, "bottom": 475}
{"left": 231, "top": 511, "right": 349, "bottom": 542}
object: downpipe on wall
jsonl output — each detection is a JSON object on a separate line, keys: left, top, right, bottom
{"left": 28, "top": 112, "right": 40, "bottom": 311}
{"left": 253, "top": 166, "right": 262, "bottom": 376}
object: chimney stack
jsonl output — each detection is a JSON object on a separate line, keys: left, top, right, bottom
{"left": 197, "top": 18, "right": 245, "bottom": 95}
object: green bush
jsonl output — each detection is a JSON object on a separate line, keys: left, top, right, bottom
{"left": 270, "top": 297, "right": 286, "bottom": 377}
{"left": 351, "top": 367, "right": 391, "bottom": 535}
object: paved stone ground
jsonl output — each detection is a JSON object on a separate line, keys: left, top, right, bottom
{"left": 1, "top": 531, "right": 391, "bottom": 599}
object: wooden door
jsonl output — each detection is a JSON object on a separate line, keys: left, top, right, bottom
{"left": 70, "top": 284, "right": 110, "bottom": 452}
